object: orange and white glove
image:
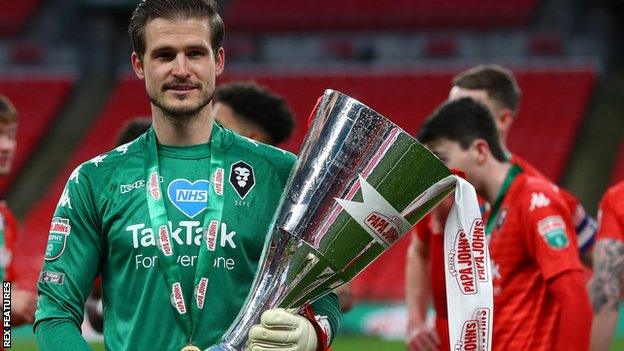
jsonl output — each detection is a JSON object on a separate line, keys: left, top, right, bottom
{"left": 248, "top": 308, "right": 318, "bottom": 351}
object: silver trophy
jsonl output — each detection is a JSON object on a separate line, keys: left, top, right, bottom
{"left": 208, "top": 89, "right": 455, "bottom": 350}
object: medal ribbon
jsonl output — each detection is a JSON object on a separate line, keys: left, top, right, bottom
{"left": 144, "top": 125, "right": 226, "bottom": 345}
{"left": 444, "top": 176, "right": 494, "bottom": 351}
{"left": 484, "top": 164, "right": 522, "bottom": 236}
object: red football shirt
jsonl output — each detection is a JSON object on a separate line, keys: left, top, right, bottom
{"left": 511, "top": 154, "right": 594, "bottom": 251}
{"left": 487, "top": 170, "right": 582, "bottom": 350}
{"left": 596, "top": 181, "right": 624, "bottom": 242}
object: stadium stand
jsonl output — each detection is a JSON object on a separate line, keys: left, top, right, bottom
{"left": 0, "top": 77, "right": 74, "bottom": 197}
{"left": 0, "top": 1, "right": 42, "bottom": 36}
{"left": 17, "top": 68, "right": 596, "bottom": 298}
{"left": 224, "top": 0, "right": 538, "bottom": 32}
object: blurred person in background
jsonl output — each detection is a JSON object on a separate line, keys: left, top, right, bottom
{"left": 34, "top": 1, "right": 340, "bottom": 350}
{"left": 0, "top": 94, "right": 37, "bottom": 328}
{"left": 213, "top": 81, "right": 294, "bottom": 146}
{"left": 418, "top": 97, "right": 591, "bottom": 350}
{"left": 589, "top": 181, "right": 624, "bottom": 350}
{"left": 84, "top": 117, "right": 152, "bottom": 333}
{"left": 406, "top": 64, "right": 596, "bottom": 351}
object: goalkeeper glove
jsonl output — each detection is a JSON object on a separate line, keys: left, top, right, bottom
{"left": 248, "top": 308, "right": 318, "bottom": 351}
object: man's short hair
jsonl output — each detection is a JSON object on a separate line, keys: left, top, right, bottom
{"left": 129, "top": 0, "right": 224, "bottom": 60}
{"left": 418, "top": 97, "right": 507, "bottom": 162}
{"left": 452, "top": 64, "right": 522, "bottom": 115}
{"left": 215, "top": 81, "right": 295, "bottom": 145}
{"left": 116, "top": 118, "right": 152, "bottom": 147}
{"left": 0, "top": 94, "right": 17, "bottom": 124}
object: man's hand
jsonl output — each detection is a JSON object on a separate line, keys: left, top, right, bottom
{"left": 248, "top": 308, "right": 318, "bottom": 351}
{"left": 11, "top": 288, "right": 37, "bottom": 326}
{"left": 406, "top": 323, "right": 440, "bottom": 351}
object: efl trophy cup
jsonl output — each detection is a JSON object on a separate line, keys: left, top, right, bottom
{"left": 208, "top": 89, "right": 459, "bottom": 351}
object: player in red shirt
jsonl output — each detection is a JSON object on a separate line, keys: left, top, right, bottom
{"left": 588, "top": 181, "right": 624, "bottom": 350}
{"left": 417, "top": 97, "right": 591, "bottom": 350}
{"left": 406, "top": 65, "right": 595, "bottom": 351}
{"left": 0, "top": 94, "right": 37, "bottom": 330}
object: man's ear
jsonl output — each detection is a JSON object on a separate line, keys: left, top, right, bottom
{"left": 131, "top": 52, "right": 145, "bottom": 80}
{"left": 214, "top": 47, "right": 225, "bottom": 76}
{"left": 497, "top": 108, "right": 515, "bottom": 135}
{"left": 472, "top": 139, "right": 491, "bottom": 165}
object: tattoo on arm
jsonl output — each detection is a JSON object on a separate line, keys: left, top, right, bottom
{"left": 589, "top": 239, "right": 624, "bottom": 312}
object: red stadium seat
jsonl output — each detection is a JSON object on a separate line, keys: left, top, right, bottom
{"left": 224, "top": 0, "right": 537, "bottom": 32}
{"left": 0, "top": 1, "right": 42, "bottom": 36}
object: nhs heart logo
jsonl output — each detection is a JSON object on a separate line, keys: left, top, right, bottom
{"left": 167, "top": 179, "right": 209, "bottom": 218}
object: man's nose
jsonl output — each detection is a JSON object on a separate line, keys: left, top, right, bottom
{"left": 172, "top": 54, "right": 191, "bottom": 77}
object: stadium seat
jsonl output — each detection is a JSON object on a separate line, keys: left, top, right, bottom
{"left": 0, "top": 1, "right": 42, "bottom": 36}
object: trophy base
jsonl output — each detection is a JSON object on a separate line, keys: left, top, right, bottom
{"left": 205, "top": 343, "right": 235, "bottom": 351}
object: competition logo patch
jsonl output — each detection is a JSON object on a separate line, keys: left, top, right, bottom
{"left": 170, "top": 282, "right": 187, "bottom": 314}
{"left": 194, "top": 277, "right": 209, "bottom": 309}
{"left": 537, "top": 215, "right": 569, "bottom": 250}
{"left": 45, "top": 217, "right": 71, "bottom": 261}
{"left": 38, "top": 271, "right": 65, "bottom": 285}
{"left": 454, "top": 308, "right": 491, "bottom": 351}
{"left": 167, "top": 179, "right": 209, "bottom": 218}
{"left": 229, "top": 161, "right": 255, "bottom": 199}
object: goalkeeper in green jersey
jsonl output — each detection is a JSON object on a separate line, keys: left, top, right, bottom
{"left": 34, "top": 1, "right": 340, "bottom": 350}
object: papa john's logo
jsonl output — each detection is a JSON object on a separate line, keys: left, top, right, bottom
{"left": 364, "top": 212, "right": 401, "bottom": 246}
{"left": 454, "top": 308, "right": 491, "bottom": 351}
{"left": 45, "top": 217, "right": 71, "bottom": 261}
{"left": 448, "top": 219, "right": 489, "bottom": 295}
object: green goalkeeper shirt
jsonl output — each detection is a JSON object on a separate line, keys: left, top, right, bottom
{"left": 34, "top": 123, "right": 340, "bottom": 351}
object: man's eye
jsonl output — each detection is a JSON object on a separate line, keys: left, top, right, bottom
{"left": 188, "top": 51, "right": 205, "bottom": 57}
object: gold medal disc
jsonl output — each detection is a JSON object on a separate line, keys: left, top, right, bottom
{"left": 181, "top": 345, "right": 201, "bottom": 351}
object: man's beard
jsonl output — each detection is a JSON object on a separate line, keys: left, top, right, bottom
{"left": 150, "top": 88, "right": 213, "bottom": 125}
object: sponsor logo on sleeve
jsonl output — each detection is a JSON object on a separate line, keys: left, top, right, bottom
{"left": 149, "top": 171, "right": 161, "bottom": 200}
{"left": 45, "top": 218, "right": 71, "bottom": 261}
{"left": 38, "top": 271, "right": 66, "bottom": 285}
{"left": 167, "top": 179, "right": 209, "bottom": 218}
{"left": 537, "top": 215, "right": 569, "bottom": 250}
{"left": 194, "top": 277, "right": 209, "bottom": 309}
{"left": 157, "top": 225, "right": 173, "bottom": 256}
{"left": 454, "top": 308, "right": 491, "bottom": 351}
{"left": 229, "top": 161, "right": 255, "bottom": 199}
{"left": 529, "top": 192, "right": 551, "bottom": 211}
{"left": 170, "top": 282, "right": 187, "bottom": 314}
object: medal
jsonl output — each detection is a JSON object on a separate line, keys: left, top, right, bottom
{"left": 181, "top": 344, "right": 201, "bottom": 351}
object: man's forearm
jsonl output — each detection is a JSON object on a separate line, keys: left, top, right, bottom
{"left": 35, "top": 318, "right": 91, "bottom": 351}
{"left": 405, "top": 237, "right": 430, "bottom": 328}
{"left": 589, "top": 239, "right": 624, "bottom": 350}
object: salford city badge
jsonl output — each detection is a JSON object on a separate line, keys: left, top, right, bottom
{"left": 229, "top": 161, "right": 255, "bottom": 199}
{"left": 45, "top": 217, "right": 71, "bottom": 261}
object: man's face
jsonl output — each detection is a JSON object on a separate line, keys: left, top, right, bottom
{"left": 0, "top": 122, "right": 17, "bottom": 175}
{"left": 427, "top": 138, "right": 478, "bottom": 184}
{"left": 132, "top": 17, "right": 224, "bottom": 119}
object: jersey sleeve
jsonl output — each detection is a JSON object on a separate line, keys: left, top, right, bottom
{"left": 596, "top": 188, "right": 624, "bottom": 242}
{"left": 521, "top": 185, "right": 582, "bottom": 281}
{"left": 34, "top": 165, "right": 104, "bottom": 335}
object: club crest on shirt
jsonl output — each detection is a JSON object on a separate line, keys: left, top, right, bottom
{"left": 229, "top": 161, "right": 255, "bottom": 199}
{"left": 45, "top": 217, "right": 71, "bottom": 261}
{"left": 537, "top": 215, "right": 569, "bottom": 250}
{"left": 495, "top": 208, "right": 509, "bottom": 230}
{"left": 167, "top": 179, "right": 209, "bottom": 218}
